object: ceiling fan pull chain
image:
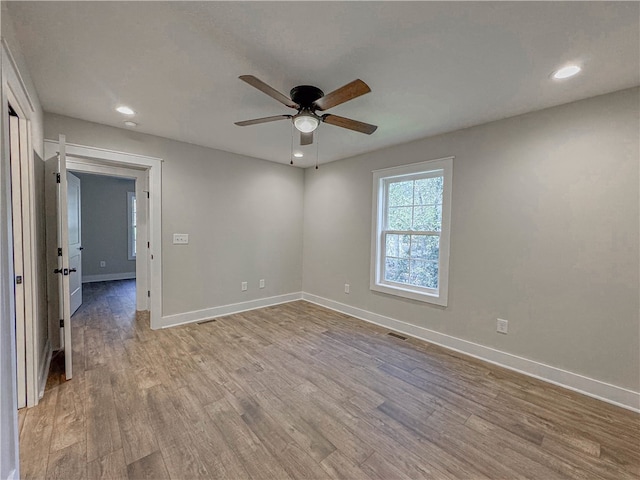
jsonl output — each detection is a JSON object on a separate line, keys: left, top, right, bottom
{"left": 315, "top": 128, "right": 319, "bottom": 170}
{"left": 290, "top": 123, "right": 295, "bottom": 165}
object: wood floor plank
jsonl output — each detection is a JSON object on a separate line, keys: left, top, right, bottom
{"left": 126, "top": 451, "right": 170, "bottom": 480}
{"left": 46, "top": 441, "right": 87, "bottom": 480}
{"left": 110, "top": 373, "right": 159, "bottom": 465}
{"left": 49, "top": 377, "right": 86, "bottom": 452}
{"left": 320, "top": 450, "right": 374, "bottom": 480}
{"left": 18, "top": 280, "right": 640, "bottom": 480}
{"left": 19, "top": 385, "right": 59, "bottom": 479}
{"left": 85, "top": 367, "right": 122, "bottom": 462}
{"left": 86, "top": 449, "right": 128, "bottom": 480}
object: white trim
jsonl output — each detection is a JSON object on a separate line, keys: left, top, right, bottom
{"left": 302, "top": 292, "right": 640, "bottom": 413}
{"left": 37, "top": 339, "right": 51, "bottom": 399}
{"left": 0, "top": 39, "right": 35, "bottom": 114}
{"left": 82, "top": 272, "right": 136, "bottom": 284}
{"left": 44, "top": 139, "right": 162, "bottom": 327}
{"left": 160, "top": 292, "right": 303, "bottom": 329}
{"left": 7, "top": 469, "right": 18, "bottom": 480}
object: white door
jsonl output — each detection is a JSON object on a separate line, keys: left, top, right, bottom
{"left": 44, "top": 135, "right": 73, "bottom": 380}
{"left": 8, "top": 111, "right": 26, "bottom": 408}
{"left": 67, "top": 173, "right": 82, "bottom": 315}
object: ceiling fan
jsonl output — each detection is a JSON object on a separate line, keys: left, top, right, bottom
{"left": 235, "top": 75, "right": 377, "bottom": 146}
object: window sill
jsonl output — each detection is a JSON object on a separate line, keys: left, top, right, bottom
{"left": 370, "top": 282, "right": 448, "bottom": 306}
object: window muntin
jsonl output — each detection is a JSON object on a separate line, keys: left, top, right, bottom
{"left": 371, "top": 157, "right": 452, "bottom": 305}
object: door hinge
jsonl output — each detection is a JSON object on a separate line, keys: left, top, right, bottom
{"left": 147, "top": 191, "right": 150, "bottom": 199}
{"left": 56, "top": 173, "right": 61, "bottom": 184}
{"left": 15, "top": 275, "right": 22, "bottom": 285}
{"left": 147, "top": 242, "right": 150, "bottom": 248}
{"left": 59, "top": 319, "right": 64, "bottom": 328}
{"left": 58, "top": 247, "right": 62, "bottom": 256}
{"left": 147, "top": 290, "right": 151, "bottom": 298}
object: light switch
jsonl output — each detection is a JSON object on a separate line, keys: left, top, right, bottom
{"left": 173, "top": 234, "right": 189, "bottom": 244}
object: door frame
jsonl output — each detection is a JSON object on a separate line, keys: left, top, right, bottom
{"left": 43, "top": 140, "right": 163, "bottom": 327}
{"left": 1, "top": 38, "right": 39, "bottom": 411}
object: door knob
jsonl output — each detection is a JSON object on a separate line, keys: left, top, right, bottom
{"left": 79, "top": 247, "right": 84, "bottom": 250}
{"left": 69, "top": 268, "right": 77, "bottom": 273}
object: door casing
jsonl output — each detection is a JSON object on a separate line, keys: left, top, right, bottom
{"left": 43, "top": 140, "right": 162, "bottom": 329}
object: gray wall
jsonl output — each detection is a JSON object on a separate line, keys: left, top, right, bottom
{"left": 74, "top": 172, "right": 136, "bottom": 279}
{"left": 303, "top": 87, "right": 640, "bottom": 392}
{"left": 44, "top": 113, "right": 305, "bottom": 317}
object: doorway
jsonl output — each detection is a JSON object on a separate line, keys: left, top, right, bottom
{"left": 70, "top": 171, "right": 137, "bottom": 310}
{"left": 43, "top": 139, "right": 163, "bottom": 330}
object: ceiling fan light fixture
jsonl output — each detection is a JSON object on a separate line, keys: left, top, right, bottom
{"left": 294, "top": 114, "right": 319, "bottom": 133}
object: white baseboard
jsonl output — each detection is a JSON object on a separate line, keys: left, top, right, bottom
{"left": 82, "top": 272, "right": 136, "bottom": 283}
{"left": 38, "top": 339, "right": 52, "bottom": 399}
{"left": 159, "top": 292, "right": 303, "bottom": 329}
{"left": 302, "top": 293, "right": 640, "bottom": 413}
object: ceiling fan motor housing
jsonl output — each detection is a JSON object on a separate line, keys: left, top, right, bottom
{"left": 290, "top": 85, "right": 325, "bottom": 108}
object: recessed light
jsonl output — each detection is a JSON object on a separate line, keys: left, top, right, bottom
{"left": 293, "top": 152, "right": 304, "bottom": 158}
{"left": 552, "top": 65, "right": 581, "bottom": 80}
{"left": 124, "top": 121, "right": 137, "bottom": 127}
{"left": 116, "top": 105, "right": 135, "bottom": 115}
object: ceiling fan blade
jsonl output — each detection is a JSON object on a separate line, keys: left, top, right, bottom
{"left": 300, "top": 131, "right": 313, "bottom": 146}
{"left": 322, "top": 114, "right": 377, "bottom": 135}
{"left": 239, "top": 75, "right": 299, "bottom": 109}
{"left": 313, "top": 79, "right": 371, "bottom": 111}
{"left": 235, "top": 115, "right": 291, "bottom": 126}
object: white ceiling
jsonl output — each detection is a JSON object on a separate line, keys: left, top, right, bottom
{"left": 7, "top": 2, "right": 639, "bottom": 168}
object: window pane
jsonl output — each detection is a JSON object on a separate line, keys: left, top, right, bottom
{"left": 388, "top": 206, "right": 412, "bottom": 230}
{"left": 412, "top": 205, "right": 442, "bottom": 231}
{"left": 399, "top": 234, "right": 410, "bottom": 257}
{"left": 414, "top": 176, "right": 443, "bottom": 205}
{"left": 385, "top": 258, "right": 409, "bottom": 284}
{"left": 410, "top": 235, "right": 439, "bottom": 260}
{"left": 409, "top": 260, "right": 438, "bottom": 289}
{"left": 388, "top": 180, "right": 413, "bottom": 206}
{"left": 385, "top": 234, "right": 399, "bottom": 257}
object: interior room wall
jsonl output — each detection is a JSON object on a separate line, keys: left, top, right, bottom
{"left": 73, "top": 172, "right": 136, "bottom": 281}
{"left": 303, "top": 87, "right": 640, "bottom": 394}
{"left": 44, "top": 113, "right": 305, "bottom": 318}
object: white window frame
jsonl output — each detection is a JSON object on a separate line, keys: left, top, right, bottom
{"left": 127, "top": 191, "right": 136, "bottom": 260}
{"left": 370, "top": 156, "right": 453, "bottom": 306}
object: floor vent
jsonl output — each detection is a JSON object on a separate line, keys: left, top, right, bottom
{"left": 197, "top": 318, "right": 217, "bottom": 325}
{"left": 387, "top": 331, "right": 407, "bottom": 340}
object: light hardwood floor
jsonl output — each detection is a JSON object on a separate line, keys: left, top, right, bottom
{"left": 19, "top": 280, "right": 639, "bottom": 479}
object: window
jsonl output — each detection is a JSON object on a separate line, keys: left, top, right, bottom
{"left": 128, "top": 191, "right": 136, "bottom": 260}
{"left": 371, "top": 157, "right": 453, "bottom": 306}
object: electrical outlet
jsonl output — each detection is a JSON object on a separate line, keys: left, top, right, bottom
{"left": 173, "top": 233, "right": 189, "bottom": 244}
{"left": 259, "top": 279, "right": 265, "bottom": 289}
{"left": 344, "top": 283, "right": 350, "bottom": 294}
{"left": 497, "top": 318, "right": 508, "bottom": 334}
{"left": 241, "top": 282, "right": 248, "bottom": 291}
{"left": 99, "top": 261, "right": 106, "bottom": 268}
